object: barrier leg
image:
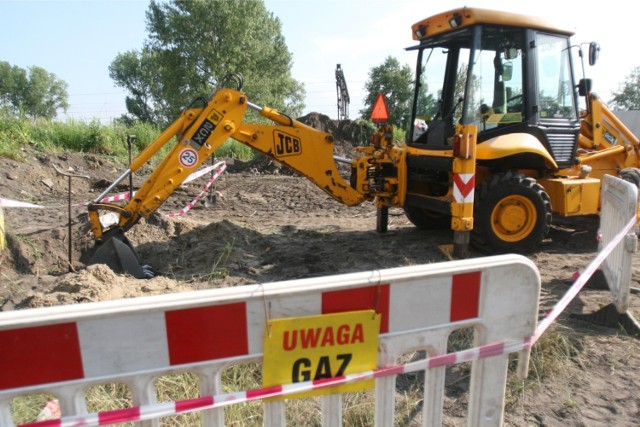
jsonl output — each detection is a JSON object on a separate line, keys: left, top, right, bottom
{"left": 422, "top": 365, "right": 447, "bottom": 426}
{"left": 321, "top": 394, "right": 342, "bottom": 427}
{"left": 131, "top": 377, "right": 159, "bottom": 427}
{"left": 422, "top": 337, "right": 449, "bottom": 427}
{"left": 374, "top": 375, "right": 396, "bottom": 426}
{"left": 264, "top": 400, "right": 286, "bottom": 426}
{"left": 0, "top": 399, "right": 13, "bottom": 427}
{"left": 571, "top": 303, "right": 640, "bottom": 336}
{"left": 467, "top": 356, "right": 510, "bottom": 427}
{"left": 199, "top": 369, "right": 225, "bottom": 426}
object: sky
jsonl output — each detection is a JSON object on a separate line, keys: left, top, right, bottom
{"left": 0, "top": 0, "right": 636, "bottom": 122}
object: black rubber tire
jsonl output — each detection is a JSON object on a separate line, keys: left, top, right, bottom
{"left": 472, "top": 171, "right": 552, "bottom": 253}
{"left": 618, "top": 168, "right": 640, "bottom": 188}
{"left": 404, "top": 205, "right": 451, "bottom": 230}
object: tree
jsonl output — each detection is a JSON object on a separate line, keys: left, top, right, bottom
{"left": 0, "top": 61, "right": 68, "bottom": 119}
{"left": 609, "top": 66, "right": 640, "bottom": 110}
{"left": 110, "top": 0, "right": 305, "bottom": 124}
{"left": 360, "top": 56, "right": 414, "bottom": 128}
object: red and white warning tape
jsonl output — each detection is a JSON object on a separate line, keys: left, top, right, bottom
{"left": 0, "top": 199, "right": 46, "bottom": 209}
{"left": 0, "top": 162, "right": 226, "bottom": 217}
{"left": 534, "top": 216, "right": 636, "bottom": 339}
{"left": 165, "top": 162, "right": 226, "bottom": 218}
{"left": 24, "top": 216, "right": 636, "bottom": 427}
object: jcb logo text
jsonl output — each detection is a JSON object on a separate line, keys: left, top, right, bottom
{"left": 274, "top": 131, "right": 302, "bottom": 157}
{"left": 190, "top": 119, "right": 216, "bottom": 149}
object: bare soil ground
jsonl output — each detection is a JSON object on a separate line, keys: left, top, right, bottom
{"left": 1, "top": 115, "right": 639, "bottom": 426}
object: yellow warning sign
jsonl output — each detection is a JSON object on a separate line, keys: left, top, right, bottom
{"left": 262, "top": 310, "right": 380, "bottom": 400}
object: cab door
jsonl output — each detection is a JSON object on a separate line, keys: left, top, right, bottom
{"left": 531, "top": 32, "right": 581, "bottom": 168}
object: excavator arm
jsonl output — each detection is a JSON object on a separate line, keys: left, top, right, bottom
{"left": 570, "top": 92, "right": 640, "bottom": 178}
{"left": 87, "top": 86, "right": 366, "bottom": 278}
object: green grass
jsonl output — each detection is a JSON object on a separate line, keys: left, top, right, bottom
{"left": 215, "top": 139, "right": 256, "bottom": 160}
{"left": 0, "top": 115, "right": 256, "bottom": 163}
{"left": 0, "top": 115, "right": 155, "bottom": 158}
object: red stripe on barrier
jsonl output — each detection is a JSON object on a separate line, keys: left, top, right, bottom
{"left": 321, "top": 284, "right": 390, "bottom": 333}
{"left": 99, "top": 407, "right": 141, "bottom": 424}
{"left": 175, "top": 396, "right": 214, "bottom": 413}
{"left": 165, "top": 302, "right": 248, "bottom": 365}
{"left": 450, "top": 271, "right": 481, "bottom": 321}
{"left": 0, "top": 323, "right": 84, "bottom": 390}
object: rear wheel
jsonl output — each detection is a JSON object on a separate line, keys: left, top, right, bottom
{"left": 472, "top": 171, "right": 552, "bottom": 253}
{"left": 618, "top": 168, "right": 640, "bottom": 188}
{"left": 404, "top": 205, "right": 451, "bottom": 229}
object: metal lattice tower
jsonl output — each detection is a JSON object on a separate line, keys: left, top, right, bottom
{"left": 335, "top": 64, "right": 350, "bottom": 120}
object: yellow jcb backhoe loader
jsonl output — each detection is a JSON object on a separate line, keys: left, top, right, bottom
{"left": 87, "top": 7, "right": 640, "bottom": 278}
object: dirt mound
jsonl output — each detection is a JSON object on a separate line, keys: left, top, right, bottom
{"left": 298, "top": 112, "right": 373, "bottom": 146}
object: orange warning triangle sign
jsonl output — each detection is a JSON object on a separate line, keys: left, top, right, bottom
{"left": 370, "top": 93, "right": 389, "bottom": 123}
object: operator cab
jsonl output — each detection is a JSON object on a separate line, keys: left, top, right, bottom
{"left": 409, "top": 8, "right": 580, "bottom": 168}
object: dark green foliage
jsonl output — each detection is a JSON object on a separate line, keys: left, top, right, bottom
{"left": 0, "top": 114, "right": 159, "bottom": 159}
{"left": 0, "top": 61, "right": 69, "bottom": 120}
{"left": 610, "top": 66, "right": 640, "bottom": 110}
{"left": 110, "top": 0, "right": 305, "bottom": 125}
{"left": 360, "top": 56, "right": 414, "bottom": 129}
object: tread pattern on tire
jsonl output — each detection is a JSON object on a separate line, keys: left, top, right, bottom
{"left": 472, "top": 171, "right": 552, "bottom": 253}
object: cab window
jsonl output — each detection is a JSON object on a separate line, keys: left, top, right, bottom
{"left": 466, "top": 26, "right": 525, "bottom": 131}
{"left": 535, "top": 33, "right": 577, "bottom": 120}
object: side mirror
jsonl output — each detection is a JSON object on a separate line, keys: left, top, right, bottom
{"left": 578, "top": 78, "right": 592, "bottom": 97}
{"left": 588, "top": 42, "right": 600, "bottom": 66}
{"left": 502, "top": 61, "right": 513, "bottom": 81}
{"left": 505, "top": 48, "right": 519, "bottom": 60}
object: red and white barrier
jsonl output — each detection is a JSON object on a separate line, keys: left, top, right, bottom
{"left": 598, "top": 174, "right": 638, "bottom": 312}
{"left": 0, "top": 254, "right": 540, "bottom": 427}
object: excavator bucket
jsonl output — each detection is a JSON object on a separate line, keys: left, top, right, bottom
{"left": 89, "top": 229, "right": 154, "bottom": 279}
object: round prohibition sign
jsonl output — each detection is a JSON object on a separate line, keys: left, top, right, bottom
{"left": 179, "top": 148, "right": 199, "bottom": 168}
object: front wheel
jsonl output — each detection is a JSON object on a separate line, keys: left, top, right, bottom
{"left": 472, "top": 171, "right": 552, "bottom": 253}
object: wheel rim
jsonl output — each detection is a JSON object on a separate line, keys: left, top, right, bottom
{"left": 490, "top": 195, "right": 537, "bottom": 242}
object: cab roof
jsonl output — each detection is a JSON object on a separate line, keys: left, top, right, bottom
{"left": 411, "top": 7, "right": 575, "bottom": 41}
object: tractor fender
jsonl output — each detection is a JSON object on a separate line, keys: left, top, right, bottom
{"left": 477, "top": 133, "right": 558, "bottom": 169}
